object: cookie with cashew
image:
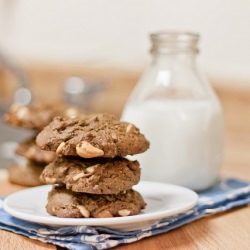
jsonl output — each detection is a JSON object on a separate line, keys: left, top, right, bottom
{"left": 46, "top": 185, "right": 146, "bottom": 218}
{"left": 15, "top": 136, "right": 56, "bottom": 164}
{"left": 40, "top": 156, "right": 141, "bottom": 194}
{"left": 4, "top": 102, "right": 82, "bottom": 131}
{"left": 8, "top": 160, "right": 45, "bottom": 187}
{"left": 36, "top": 113, "right": 149, "bottom": 158}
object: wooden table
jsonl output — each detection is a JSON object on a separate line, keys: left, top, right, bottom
{"left": 0, "top": 130, "right": 249, "bottom": 250}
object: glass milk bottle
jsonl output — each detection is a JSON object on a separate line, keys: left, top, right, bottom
{"left": 121, "top": 32, "right": 224, "bottom": 191}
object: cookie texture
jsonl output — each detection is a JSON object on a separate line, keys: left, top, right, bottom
{"left": 15, "top": 137, "right": 55, "bottom": 163}
{"left": 8, "top": 160, "right": 45, "bottom": 186}
{"left": 40, "top": 156, "right": 140, "bottom": 194}
{"left": 36, "top": 114, "right": 149, "bottom": 158}
{"left": 46, "top": 185, "right": 146, "bottom": 218}
{"left": 4, "top": 103, "right": 81, "bottom": 130}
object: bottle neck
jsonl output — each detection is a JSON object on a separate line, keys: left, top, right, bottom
{"left": 149, "top": 31, "right": 199, "bottom": 67}
{"left": 150, "top": 52, "right": 197, "bottom": 67}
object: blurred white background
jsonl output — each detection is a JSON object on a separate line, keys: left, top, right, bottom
{"left": 0, "top": 0, "right": 249, "bottom": 88}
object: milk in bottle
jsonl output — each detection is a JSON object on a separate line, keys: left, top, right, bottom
{"left": 122, "top": 32, "right": 224, "bottom": 191}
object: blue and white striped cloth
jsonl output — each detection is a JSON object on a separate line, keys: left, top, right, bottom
{"left": 0, "top": 178, "right": 250, "bottom": 250}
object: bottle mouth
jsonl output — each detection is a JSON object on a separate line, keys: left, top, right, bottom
{"left": 150, "top": 31, "right": 200, "bottom": 54}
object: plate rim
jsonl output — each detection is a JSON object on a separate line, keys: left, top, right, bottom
{"left": 3, "top": 181, "right": 198, "bottom": 227}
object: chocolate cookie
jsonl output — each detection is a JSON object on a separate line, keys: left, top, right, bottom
{"left": 15, "top": 137, "right": 55, "bottom": 163}
{"left": 36, "top": 114, "right": 149, "bottom": 158}
{"left": 40, "top": 156, "right": 140, "bottom": 194}
{"left": 8, "top": 160, "right": 45, "bottom": 186}
{"left": 4, "top": 103, "right": 82, "bottom": 130}
{"left": 46, "top": 185, "right": 146, "bottom": 218}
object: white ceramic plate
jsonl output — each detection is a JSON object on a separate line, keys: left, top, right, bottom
{"left": 4, "top": 181, "right": 198, "bottom": 231}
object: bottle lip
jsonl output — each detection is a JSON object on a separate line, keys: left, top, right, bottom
{"left": 150, "top": 31, "right": 199, "bottom": 41}
{"left": 150, "top": 31, "right": 200, "bottom": 54}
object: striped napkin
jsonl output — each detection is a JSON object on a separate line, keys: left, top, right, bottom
{"left": 0, "top": 178, "right": 250, "bottom": 250}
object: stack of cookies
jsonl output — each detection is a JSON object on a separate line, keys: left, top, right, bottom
{"left": 36, "top": 113, "right": 149, "bottom": 218}
{"left": 4, "top": 103, "right": 80, "bottom": 186}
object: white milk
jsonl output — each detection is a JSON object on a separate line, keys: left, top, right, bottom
{"left": 122, "top": 99, "right": 224, "bottom": 191}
